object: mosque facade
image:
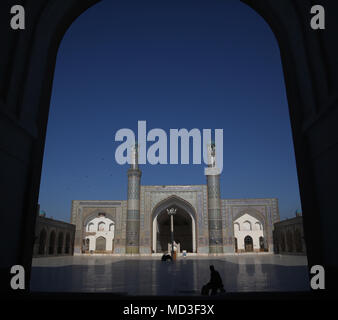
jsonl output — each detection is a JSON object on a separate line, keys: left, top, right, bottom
{"left": 71, "top": 145, "right": 280, "bottom": 255}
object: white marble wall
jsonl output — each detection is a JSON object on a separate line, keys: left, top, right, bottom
{"left": 234, "top": 213, "right": 264, "bottom": 250}
{"left": 85, "top": 216, "right": 115, "bottom": 251}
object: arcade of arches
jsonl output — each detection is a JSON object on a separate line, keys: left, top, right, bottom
{"left": 273, "top": 216, "right": 306, "bottom": 255}
{"left": 33, "top": 215, "right": 75, "bottom": 257}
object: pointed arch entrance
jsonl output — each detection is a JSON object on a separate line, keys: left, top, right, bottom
{"left": 244, "top": 235, "right": 253, "bottom": 252}
{"left": 151, "top": 196, "right": 197, "bottom": 253}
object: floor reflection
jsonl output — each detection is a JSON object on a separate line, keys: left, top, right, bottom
{"left": 30, "top": 254, "right": 310, "bottom": 295}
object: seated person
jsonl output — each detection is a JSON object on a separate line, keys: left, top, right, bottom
{"left": 161, "top": 252, "right": 173, "bottom": 262}
{"left": 202, "top": 265, "right": 226, "bottom": 295}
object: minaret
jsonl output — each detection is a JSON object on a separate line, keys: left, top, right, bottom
{"left": 126, "top": 144, "right": 142, "bottom": 254}
{"left": 205, "top": 142, "right": 223, "bottom": 253}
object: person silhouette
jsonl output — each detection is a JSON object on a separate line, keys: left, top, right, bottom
{"left": 202, "top": 265, "right": 226, "bottom": 295}
{"left": 161, "top": 252, "right": 172, "bottom": 262}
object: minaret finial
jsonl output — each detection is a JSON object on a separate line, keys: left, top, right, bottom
{"left": 131, "top": 143, "right": 139, "bottom": 169}
{"left": 205, "top": 141, "right": 221, "bottom": 176}
{"left": 208, "top": 141, "right": 216, "bottom": 168}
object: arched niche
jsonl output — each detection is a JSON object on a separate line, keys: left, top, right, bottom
{"left": 151, "top": 195, "right": 197, "bottom": 253}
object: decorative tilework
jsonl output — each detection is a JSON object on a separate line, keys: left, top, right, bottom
{"left": 128, "top": 177, "right": 140, "bottom": 200}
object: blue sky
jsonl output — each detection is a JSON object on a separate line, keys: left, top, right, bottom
{"left": 38, "top": 0, "right": 302, "bottom": 222}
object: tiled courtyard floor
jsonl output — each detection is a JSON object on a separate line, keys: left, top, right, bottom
{"left": 30, "top": 254, "right": 310, "bottom": 295}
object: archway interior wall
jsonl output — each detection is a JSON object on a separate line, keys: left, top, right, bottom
{"left": 150, "top": 194, "right": 198, "bottom": 253}
{"left": 152, "top": 205, "right": 196, "bottom": 253}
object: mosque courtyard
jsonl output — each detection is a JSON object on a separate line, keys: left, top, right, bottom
{"left": 30, "top": 254, "right": 310, "bottom": 295}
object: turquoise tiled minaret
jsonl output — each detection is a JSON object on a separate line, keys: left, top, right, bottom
{"left": 126, "top": 145, "right": 142, "bottom": 254}
{"left": 206, "top": 143, "right": 223, "bottom": 253}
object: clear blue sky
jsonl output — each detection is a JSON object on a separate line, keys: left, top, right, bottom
{"left": 38, "top": 0, "right": 302, "bottom": 222}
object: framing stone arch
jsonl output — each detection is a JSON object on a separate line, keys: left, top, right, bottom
{"left": 240, "top": 1, "right": 338, "bottom": 283}
{"left": 151, "top": 195, "right": 197, "bottom": 253}
{"left": 2, "top": 0, "right": 338, "bottom": 291}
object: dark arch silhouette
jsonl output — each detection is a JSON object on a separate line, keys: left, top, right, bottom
{"left": 294, "top": 229, "right": 303, "bottom": 253}
{"left": 259, "top": 236, "right": 265, "bottom": 251}
{"left": 38, "top": 229, "right": 47, "bottom": 255}
{"left": 48, "top": 231, "right": 56, "bottom": 255}
{"left": 287, "top": 230, "right": 294, "bottom": 252}
{"left": 1, "top": 0, "right": 338, "bottom": 291}
{"left": 65, "top": 233, "right": 71, "bottom": 254}
{"left": 57, "top": 232, "right": 64, "bottom": 254}
{"left": 96, "top": 236, "right": 106, "bottom": 252}
{"left": 244, "top": 235, "right": 253, "bottom": 252}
